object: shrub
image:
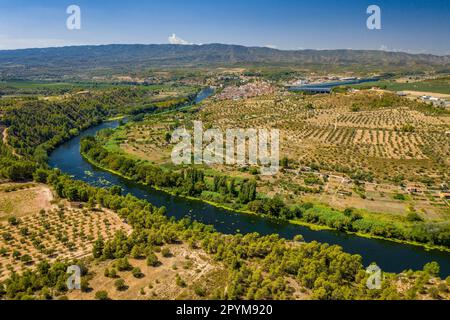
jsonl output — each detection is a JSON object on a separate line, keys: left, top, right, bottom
{"left": 193, "top": 285, "right": 207, "bottom": 297}
{"left": 95, "top": 290, "right": 109, "bottom": 300}
{"left": 406, "top": 212, "right": 423, "bottom": 222}
{"left": 423, "top": 262, "right": 440, "bottom": 277}
{"left": 437, "top": 283, "right": 448, "bottom": 293}
{"left": 80, "top": 278, "right": 91, "bottom": 293}
{"left": 132, "top": 267, "right": 144, "bottom": 279}
{"left": 8, "top": 216, "right": 20, "bottom": 226}
{"left": 393, "top": 193, "right": 406, "bottom": 201}
{"left": 428, "top": 286, "right": 440, "bottom": 299}
{"left": 175, "top": 274, "right": 186, "bottom": 287}
{"left": 146, "top": 253, "right": 160, "bottom": 267}
{"left": 20, "top": 254, "right": 32, "bottom": 264}
{"left": 116, "top": 258, "right": 132, "bottom": 271}
{"left": 161, "top": 247, "right": 171, "bottom": 258}
{"left": 114, "top": 279, "right": 127, "bottom": 291}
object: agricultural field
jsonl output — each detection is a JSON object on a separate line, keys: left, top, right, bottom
{"left": 351, "top": 75, "right": 450, "bottom": 95}
{"left": 67, "top": 244, "right": 229, "bottom": 300}
{"left": 109, "top": 90, "right": 450, "bottom": 221}
{"left": 0, "top": 183, "right": 131, "bottom": 282}
{"left": 199, "top": 91, "right": 449, "bottom": 181}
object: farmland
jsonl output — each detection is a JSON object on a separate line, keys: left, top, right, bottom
{"left": 1, "top": 0, "right": 450, "bottom": 303}
{"left": 109, "top": 89, "right": 449, "bottom": 221}
{"left": 350, "top": 76, "right": 450, "bottom": 95}
{"left": 0, "top": 183, "right": 131, "bottom": 282}
{"left": 1, "top": 81, "right": 450, "bottom": 301}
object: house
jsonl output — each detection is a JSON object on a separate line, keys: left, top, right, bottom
{"left": 439, "top": 192, "right": 450, "bottom": 200}
{"left": 406, "top": 184, "right": 424, "bottom": 194}
{"left": 70, "top": 202, "right": 84, "bottom": 209}
{"left": 337, "top": 190, "right": 352, "bottom": 197}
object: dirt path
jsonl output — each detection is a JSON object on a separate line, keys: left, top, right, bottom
{"left": 1, "top": 126, "right": 7, "bottom": 145}
{"left": 2, "top": 127, "right": 21, "bottom": 158}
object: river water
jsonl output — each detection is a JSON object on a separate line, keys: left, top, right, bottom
{"left": 48, "top": 88, "right": 450, "bottom": 277}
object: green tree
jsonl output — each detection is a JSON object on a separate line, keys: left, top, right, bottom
{"left": 95, "top": 290, "right": 109, "bottom": 300}
{"left": 92, "top": 237, "right": 105, "bottom": 259}
{"left": 146, "top": 253, "right": 160, "bottom": 267}
{"left": 114, "top": 279, "right": 127, "bottom": 291}
{"left": 423, "top": 262, "right": 440, "bottom": 277}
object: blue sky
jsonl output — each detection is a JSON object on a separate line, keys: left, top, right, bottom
{"left": 0, "top": 0, "right": 449, "bottom": 54}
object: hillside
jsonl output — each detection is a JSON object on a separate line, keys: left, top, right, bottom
{"left": 1, "top": 44, "right": 450, "bottom": 79}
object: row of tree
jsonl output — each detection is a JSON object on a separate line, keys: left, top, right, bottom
{"left": 81, "top": 137, "right": 450, "bottom": 247}
{"left": 1, "top": 169, "right": 447, "bottom": 300}
{"left": 81, "top": 136, "right": 258, "bottom": 203}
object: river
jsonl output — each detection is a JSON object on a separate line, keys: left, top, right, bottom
{"left": 289, "top": 77, "right": 381, "bottom": 91}
{"left": 48, "top": 88, "right": 450, "bottom": 277}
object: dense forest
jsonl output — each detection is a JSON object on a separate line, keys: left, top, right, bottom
{"left": 2, "top": 88, "right": 193, "bottom": 157}
{"left": 0, "top": 87, "right": 195, "bottom": 181}
{"left": 2, "top": 169, "right": 447, "bottom": 300}
{"left": 81, "top": 136, "right": 450, "bottom": 248}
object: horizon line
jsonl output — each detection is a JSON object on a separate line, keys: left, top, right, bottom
{"left": 0, "top": 42, "right": 448, "bottom": 57}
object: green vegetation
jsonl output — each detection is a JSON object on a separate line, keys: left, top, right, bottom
{"left": 2, "top": 88, "right": 194, "bottom": 157}
{"left": 81, "top": 136, "right": 450, "bottom": 249}
{"left": 0, "top": 168, "right": 448, "bottom": 299}
{"left": 0, "top": 76, "right": 448, "bottom": 300}
{"left": 0, "top": 86, "right": 197, "bottom": 182}
{"left": 0, "top": 80, "right": 127, "bottom": 96}
{"left": 95, "top": 290, "right": 110, "bottom": 300}
{"left": 349, "top": 76, "right": 450, "bottom": 95}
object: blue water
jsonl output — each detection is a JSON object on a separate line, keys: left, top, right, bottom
{"left": 48, "top": 88, "right": 450, "bottom": 277}
{"left": 290, "top": 77, "right": 380, "bottom": 91}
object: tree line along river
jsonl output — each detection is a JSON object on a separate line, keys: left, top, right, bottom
{"left": 48, "top": 88, "right": 450, "bottom": 277}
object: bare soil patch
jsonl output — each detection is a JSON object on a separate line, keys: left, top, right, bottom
{"left": 67, "top": 244, "right": 228, "bottom": 300}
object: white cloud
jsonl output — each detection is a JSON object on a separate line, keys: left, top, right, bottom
{"left": 378, "top": 45, "right": 427, "bottom": 54}
{"left": 264, "top": 44, "right": 277, "bottom": 49}
{"left": 168, "top": 34, "right": 192, "bottom": 45}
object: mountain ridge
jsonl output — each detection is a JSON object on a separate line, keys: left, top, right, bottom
{"left": 1, "top": 43, "right": 449, "bottom": 79}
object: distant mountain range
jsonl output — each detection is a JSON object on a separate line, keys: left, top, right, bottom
{"left": 1, "top": 44, "right": 449, "bottom": 79}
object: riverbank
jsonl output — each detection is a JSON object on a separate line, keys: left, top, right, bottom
{"left": 80, "top": 150, "right": 450, "bottom": 254}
